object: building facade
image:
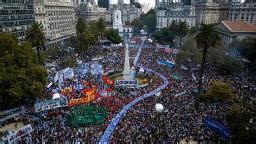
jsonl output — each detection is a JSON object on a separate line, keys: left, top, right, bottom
{"left": 155, "top": 1, "right": 196, "bottom": 29}
{"left": 216, "top": 20, "right": 256, "bottom": 48}
{"left": 34, "top": 0, "right": 76, "bottom": 47}
{"left": 195, "top": 1, "right": 229, "bottom": 25}
{"left": 106, "top": 3, "right": 142, "bottom": 25}
{"left": 78, "top": 2, "right": 106, "bottom": 21}
{"left": 113, "top": 10, "right": 133, "bottom": 40}
{"left": 228, "top": 1, "right": 256, "bottom": 24}
{"left": 0, "top": 0, "right": 35, "bottom": 41}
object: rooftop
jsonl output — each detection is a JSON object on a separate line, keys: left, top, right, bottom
{"left": 222, "top": 21, "right": 256, "bottom": 33}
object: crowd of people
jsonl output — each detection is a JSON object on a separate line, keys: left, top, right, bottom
{"left": 1, "top": 36, "right": 255, "bottom": 143}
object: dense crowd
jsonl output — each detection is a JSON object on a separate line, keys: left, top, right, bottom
{"left": 1, "top": 37, "right": 255, "bottom": 143}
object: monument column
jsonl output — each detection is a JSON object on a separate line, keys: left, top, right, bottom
{"left": 123, "top": 44, "right": 132, "bottom": 80}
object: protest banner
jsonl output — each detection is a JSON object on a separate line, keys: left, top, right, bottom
{"left": 0, "top": 106, "right": 26, "bottom": 123}
{"left": 68, "top": 93, "right": 99, "bottom": 107}
{"left": 204, "top": 116, "right": 230, "bottom": 140}
{"left": 34, "top": 96, "right": 68, "bottom": 112}
{"left": 7, "top": 124, "right": 33, "bottom": 143}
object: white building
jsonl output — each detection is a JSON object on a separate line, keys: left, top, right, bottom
{"left": 113, "top": 10, "right": 133, "bottom": 39}
{"left": 78, "top": 2, "right": 106, "bottom": 21}
{"left": 228, "top": 1, "right": 256, "bottom": 24}
{"left": 156, "top": 1, "right": 196, "bottom": 29}
{"left": 106, "top": 3, "right": 142, "bottom": 25}
{"left": 34, "top": 0, "right": 76, "bottom": 47}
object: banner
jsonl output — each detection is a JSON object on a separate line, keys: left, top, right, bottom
{"left": 0, "top": 106, "right": 26, "bottom": 123}
{"left": 157, "top": 60, "right": 175, "bottom": 68}
{"left": 34, "top": 96, "right": 68, "bottom": 112}
{"left": 102, "top": 75, "right": 114, "bottom": 86}
{"left": 7, "top": 124, "right": 33, "bottom": 143}
{"left": 68, "top": 93, "right": 99, "bottom": 107}
{"left": 115, "top": 80, "right": 138, "bottom": 87}
{"left": 204, "top": 116, "right": 230, "bottom": 140}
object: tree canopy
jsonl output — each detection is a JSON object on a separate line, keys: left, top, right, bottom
{"left": 201, "top": 80, "right": 234, "bottom": 103}
{"left": 106, "top": 28, "right": 122, "bottom": 44}
{"left": 0, "top": 33, "right": 48, "bottom": 110}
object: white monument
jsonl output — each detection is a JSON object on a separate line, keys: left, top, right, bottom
{"left": 113, "top": 10, "right": 123, "bottom": 34}
{"left": 123, "top": 44, "right": 132, "bottom": 80}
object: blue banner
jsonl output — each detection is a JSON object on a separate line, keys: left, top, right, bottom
{"left": 204, "top": 116, "right": 230, "bottom": 140}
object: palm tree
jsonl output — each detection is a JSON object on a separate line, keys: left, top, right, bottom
{"left": 97, "top": 18, "right": 106, "bottom": 39}
{"left": 76, "top": 18, "right": 86, "bottom": 55}
{"left": 194, "top": 23, "right": 221, "bottom": 108}
{"left": 25, "top": 22, "right": 46, "bottom": 64}
{"left": 177, "top": 21, "right": 189, "bottom": 48}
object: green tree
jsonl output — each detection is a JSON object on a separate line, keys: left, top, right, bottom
{"left": 216, "top": 56, "right": 242, "bottom": 75}
{"left": 97, "top": 18, "right": 106, "bottom": 39}
{"left": 106, "top": 28, "right": 122, "bottom": 44}
{"left": 152, "top": 28, "right": 175, "bottom": 45}
{"left": 176, "top": 21, "right": 189, "bottom": 48}
{"left": 194, "top": 23, "right": 221, "bottom": 107}
{"left": 143, "top": 9, "right": 156, "bottom": 33}
{"left": 201, "top": 80, "right": 234, "bottom": 102}
{"left": 239, "top": 38, "right": 256, "bottom": 72}
{"left": 131, "top": 18, "right": 144, "bottom": 35}
{"left": 227, "top": 103, "right": 256, "bottom": 144}
{"left": 25, "top": 22, "right": 46, "bottom": 64}
{"left": 0, "top": 33, "right": 47, "bottom": 109}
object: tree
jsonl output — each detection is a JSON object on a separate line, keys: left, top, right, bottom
{"left": 0, "top": 33, "right": 47, "bottom": 110}
{"left": 25, "top": 22, "right": 46, "bottom": 64}
{"left": 176, "top": 21, "right": 189, "bottom": 48}
{"left": 239, "top": 38, "right": 256, "bottom": 72}
{"left": 97, "top": 18, "right": 106, "bottom": 39}
{"left": 143, "top": 9, "right": 156, "bottom": 33}
{"left": 175, "top": 21, "right": 189, "bottom": 65}
{"left": 194, "top": 23, "right": 221, "bottom": 108}
{"left": 131, "top": 18, "right": 144, "bottom": 35}
{"left": 216, "top": 56, "right": 242, "bottom": 75}
{"left": 152, "top": 28, "right": 175, "bottom": 45}
{"left": 106, "top": 28, "right": 122, "bottom": 44}
{"left": 201, "top": 80, "right": 234, "bottom": 102}
{"left": 226, "top": 103, "right": 256, "bottom": 144}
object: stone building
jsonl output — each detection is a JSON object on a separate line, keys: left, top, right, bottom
{"left": 194, "top": 0, "right": 229, "bottom": 25}
{"left": 78, "top": 2, "right": 106, "bottom": 21}
{"left": 34, "top": 0, "right": 76, "bottom": 47}
{"left": 216, "top": 20, "right": 256, "bottom": 48}
{"left": 0, "top": 0, "right": 35, "bottom": 41}
{"left": 155, "top": 1, "right": 196, "bottom": 29}
{"left": 228, "top": 1, "right": 256, "bottom": 24}
{"left": 106, "top": 2, "right": 142, "bottom": 25}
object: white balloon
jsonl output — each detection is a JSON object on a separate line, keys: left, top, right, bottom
{"left": 155, "top": 103, "right": 164, "bottom": 112}
{"left": 139, "top": 68, "right": 145, "bottom": 73}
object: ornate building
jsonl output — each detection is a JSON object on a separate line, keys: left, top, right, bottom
{"left": 34, "top": 0, "right": 76, "bottom": 47}
{"left": 194, "top": 0, "right": 229, "bottom": 25}
{"left": 78, "top": 2, "right": 106, "bottom": 21}
{"left": 0, "top": 0, "right": 35, "bottom": 41}
{"left": 106, "top": 2, "right": 142, "bottom": 25}
{"left": 228, "top": 1, "right": 256, "bottom": 24}
{"left": 155, "top": 0, "right": 196, "bottom": 29}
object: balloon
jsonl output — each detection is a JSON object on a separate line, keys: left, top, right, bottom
{"left": 155, "top": 103, "right": 164, "bottom": 112}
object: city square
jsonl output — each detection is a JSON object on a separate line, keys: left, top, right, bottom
{"left": 0, "top": 0, "right": 256, "bottom": 143}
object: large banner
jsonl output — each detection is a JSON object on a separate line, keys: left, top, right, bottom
{"left": 34, "top": 96, "right": 68, "bottom": 112}
{"left": 115, "top": 80, "right": 138, "bottom": 87}
{"left": 204, "top": 116, "right": 230, "bottom": 140}
{"left": 102, "top": 75, "right": 114, "bottom": 86}
{"left": 68, "top": 87, "right": 98, "bottom": 107}
{"left": 0, "top": 106, "right": 26, "bottom": 123}
{"left": 7, "top": 124, "right": 33, "bottom": 143}
{"left": 68, "top": 93, "right": 99, "bottom": 107}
